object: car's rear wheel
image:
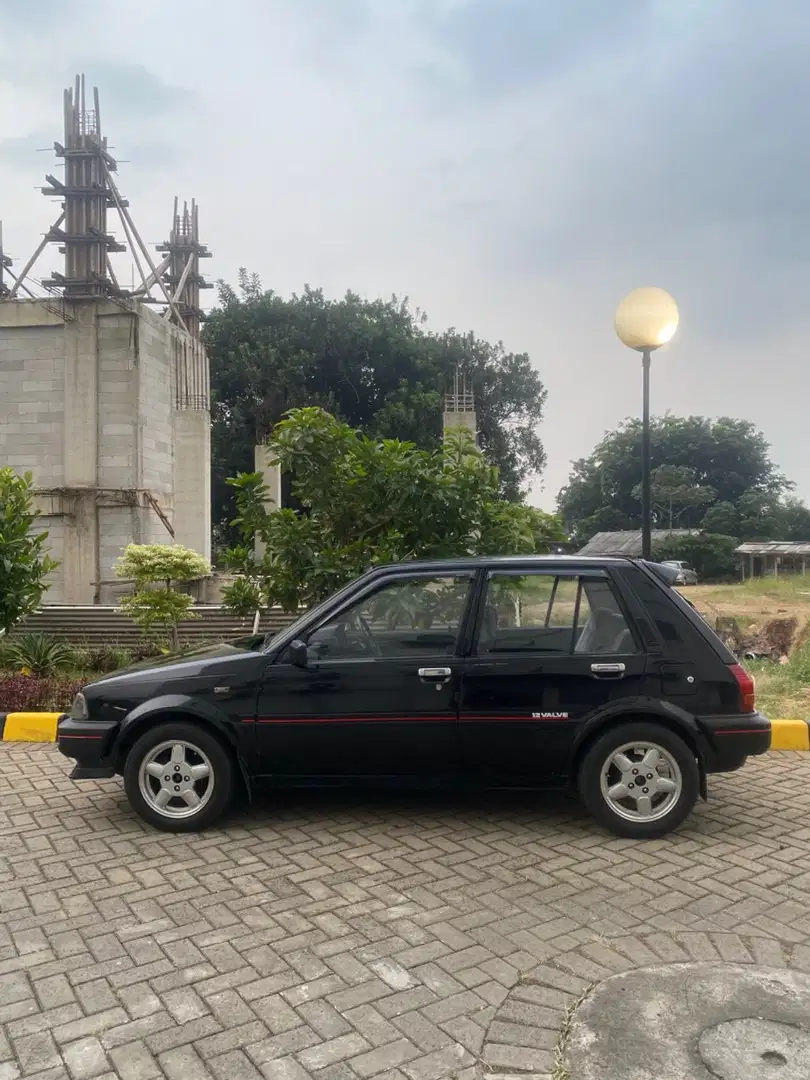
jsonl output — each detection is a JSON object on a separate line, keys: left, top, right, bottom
{"left": 578, "top": 722, "right": 699, "bottom": 839}
{"left": 123, "top": 722, "right": 234, "bottom": 832}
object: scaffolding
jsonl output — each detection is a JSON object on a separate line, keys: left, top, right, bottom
{"left": 1, "top": 74, "right": 209, "bottom": 340}
{"left": 155, "top": 198, "right": 212, "bottom": 339}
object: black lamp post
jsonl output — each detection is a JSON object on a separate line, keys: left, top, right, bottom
{"left": 615, "top": 288, "right": 679, "bottom": 561}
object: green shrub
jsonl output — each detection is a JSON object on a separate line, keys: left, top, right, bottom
{"left": 1, "top": 633, "right": 78, "bottom": 677}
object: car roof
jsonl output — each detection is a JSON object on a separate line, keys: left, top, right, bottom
{"left": 365, "top": 555, "right": 635, "bottom": 574}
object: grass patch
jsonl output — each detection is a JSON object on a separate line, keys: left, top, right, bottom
{"left": 688, "top": 576, "right": 810, "bottom": 721}
{"left": 690, "top": 576, "right": 810, "bottom": 625}
{"left": 747, "top": 644, "right": 810, "bottom": 721}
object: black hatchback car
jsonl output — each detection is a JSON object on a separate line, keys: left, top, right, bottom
{"left": 58, "top": 556, "right": 770, "bottom": 839}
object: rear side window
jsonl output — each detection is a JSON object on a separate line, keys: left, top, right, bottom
{"left": 477, "top": 573, "right": 640, "bottom": 656}
{"left": 625, "top": 566, "right": 736, "bottom": 663}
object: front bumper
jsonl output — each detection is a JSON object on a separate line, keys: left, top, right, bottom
{"left": 57, "top": 714, "right": 119, "bottom": 779}
{"left": 699, "top": 711, "right": 771, "bottom": 772}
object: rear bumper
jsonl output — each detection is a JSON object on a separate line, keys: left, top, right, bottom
{"left": 699, "top": 711, "right": 771, "bottom": 772}
{"left": 57, "top": 714, "right": 119, "bottom": 779}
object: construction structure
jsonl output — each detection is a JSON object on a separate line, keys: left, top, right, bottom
{"left": 0, "top": 76, "right": 212, "bottom": 604}
{"left": 443, "top": 366, "right": 477, "bottom": 441}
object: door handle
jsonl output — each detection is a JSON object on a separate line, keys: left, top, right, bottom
{"left": 590, "top": 662, "right": 626, "bottom": 679}
{"left": 418, "top": 667, "right": 452, "bottom": 681}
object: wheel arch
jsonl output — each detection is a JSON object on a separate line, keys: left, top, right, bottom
{"left": 571, "top": 706, "right": 708, "bottom": 799}
{"left": 114, "top": 705, "right": 250, "bottom": 798}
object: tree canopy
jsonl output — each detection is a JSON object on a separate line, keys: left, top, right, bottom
{"left": 222, "top": 407, "right": 565, "bottom": 614}
{"left": 203, "top": 272, "right": 548, "bottom": 542}
{"left": 558, "top": 415, "right": 810, "bottom": 543}
{"left": 116, "top": 544, "right": 212, "bottom": 650}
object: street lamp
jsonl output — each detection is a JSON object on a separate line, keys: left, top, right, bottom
{"left": 614, "top": 287, "right": 679, "bottom": 561}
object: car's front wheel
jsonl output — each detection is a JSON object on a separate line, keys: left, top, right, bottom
{"left": 578, "top": 722, "right": 699, "bottom": 839}
{"left": 123, "top": 722, "right": 235, "bottom": 832}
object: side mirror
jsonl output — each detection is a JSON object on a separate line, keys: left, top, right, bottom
{"left": 288, "top": 639, "right": 310, "bottom": 669}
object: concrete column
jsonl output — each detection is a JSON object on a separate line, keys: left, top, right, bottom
{"left": 62, "top": 303, "right": 100, "bottom": 603}
{"left": 63, "top": 302, "right": 99, "bottom": 487}
{"left": 254, "top": 443, "right": 282, "bottom": 559}
{"left": 442, "top": 409, "right": 477, "bottom": 441}
{"left": 174, "top": 409, "right": 212, "bottom": 559}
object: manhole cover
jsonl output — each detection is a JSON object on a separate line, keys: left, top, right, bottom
{"left": 699, "top": 1018, "right": 810, "bottom": 1079}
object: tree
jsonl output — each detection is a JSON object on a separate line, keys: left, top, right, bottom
{"left": 558, "top": 415, "right": 793, "bottom": 543}
{"left": 632, "top": 465, "right": 716, "bottom": 529}
{"left": 0, "top": 468, "right": 59, "bottom": 636}
{"left": 222, "top": 407, "right": 565, "bottom": 613}
{"left": 203, "top": 273, "right": 548, "bottom": 542}
{"left": 709, "top": 492, "right": 810, "bottom": 542}
{"left": 115, "top": 544, "right": 212, "bottom": 650}
{"left": 653, "top": 533, "right": 739, "bottom": 582}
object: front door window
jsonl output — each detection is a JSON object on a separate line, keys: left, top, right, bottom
{"left": 307, "top": 575, "right": 472, "bottom": 660}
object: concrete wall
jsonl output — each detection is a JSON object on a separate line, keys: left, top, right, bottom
{"left": 0, "top": 306, "right": 66, "bottom": 486}
{"left": 0, "top": 297, "right": 211, "bottom": 605}
{"left": 442, "top": 410, "right": 477, "bottom": 439}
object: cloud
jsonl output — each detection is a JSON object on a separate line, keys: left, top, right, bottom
{"left": 422, "top": 0, "right": 651, "bottom": 98}
{"left": 70, "top": 63, "right": 196, "bottom": 119}
{"left": 2, "top": 0, "right": 810, "bottom": 509}
{"left": 0, "top": 131, "right": 53, "bottom": 169}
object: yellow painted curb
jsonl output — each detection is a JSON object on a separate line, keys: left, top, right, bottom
{"left": 770, "top": 718, "right": 810, "bottom": 751}
{"left": 0, "top": 712, "right": 60, "bottom": 742}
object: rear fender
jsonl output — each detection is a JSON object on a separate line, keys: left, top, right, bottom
{"left": 572, "top": 697, "right": 709, "bottom": 798}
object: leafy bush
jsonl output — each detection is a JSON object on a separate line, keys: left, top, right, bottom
{"left": 1, "top": 633, "right": 77, "bottom": 677}
{"left": 0, "top": 468, "right": 59, "bottom": 635}
{"left": 653, "top": 533, "right": 739, "bottom": 582}
{"left": 0, "top": 675, "right": 81, "bottom": 713}
{"left": 71, "top": 644, "right": 135, "bottom": 675}
{"left": 129, "top": 640, "right": 164, "bottom": 662}
{"left": 115, "top": 544, "right": 212, "bottom": 649}
{"left": 221, "top": 575, "right": 263, "bottom": 617}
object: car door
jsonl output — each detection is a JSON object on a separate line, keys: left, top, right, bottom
{"left": 458, "top": 569, "right": 650, "bottom": 784}
{"left": 254, "top": 572, "right": 474, "bottom": 779}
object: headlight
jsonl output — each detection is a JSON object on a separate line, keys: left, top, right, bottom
{"left": 70, "top": 693, "right": 89, "bottom": 721}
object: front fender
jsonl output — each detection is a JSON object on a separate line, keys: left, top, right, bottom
{"left": 115, "top": 695, "right": 253, "bottom": 800}
{"left": 120, "top": 694, "right": 236, "bottom": 744}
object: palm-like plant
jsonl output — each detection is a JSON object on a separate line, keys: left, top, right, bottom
{"left": 3, "top": 633, "right": 78, "bottom": 677}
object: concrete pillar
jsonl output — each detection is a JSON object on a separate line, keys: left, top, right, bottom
{"left": 62, "top": 303, "right": 101, "bottom": 603}
{"left": 174, "top": 410, "right": 212, "bottom": 559}
{"left": 442, "top": 409, "right": 477, "bottom": 441}
{"left": 63, "top": 303, "right": 99, "bottom": 488}
{"left": 254, "top": 443, "right": 281, "bottom": 559}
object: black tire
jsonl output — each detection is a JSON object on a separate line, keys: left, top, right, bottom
{"left": 123, "top": 722, "right": 235, "bottom": 832}
{"left": 578, "top": 722, "right": 699, "bottom": 839}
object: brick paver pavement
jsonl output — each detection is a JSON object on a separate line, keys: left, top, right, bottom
{"left": 2, "top": 746, "right": 810, "bottom": 1080}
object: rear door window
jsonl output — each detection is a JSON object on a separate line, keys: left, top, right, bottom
{"left": 478, "top": 573, "right": 640, "bottom": 655}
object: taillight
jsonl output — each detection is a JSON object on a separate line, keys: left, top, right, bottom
{"left": 730, "top": 663, "right": 756, "bottom": 713}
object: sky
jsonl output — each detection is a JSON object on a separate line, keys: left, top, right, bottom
{"left": 1, "top": 0, "right": 809, "bottom": 509}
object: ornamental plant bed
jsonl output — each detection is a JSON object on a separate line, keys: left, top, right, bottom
{"left": 0, "top": 675, "right": 82, "bottom": 714}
